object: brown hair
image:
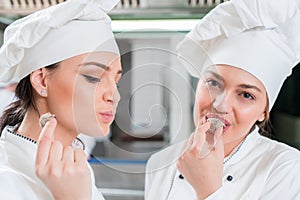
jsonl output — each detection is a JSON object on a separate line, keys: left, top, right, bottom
{"left": 0, "top": 63, "right": 60, "bottom": 134}
{"left": 256, "top": 99, "right": 272, "bottom": 137}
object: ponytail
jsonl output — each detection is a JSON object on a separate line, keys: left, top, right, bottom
{"left": 0, "top": 75, "right": 35, "bottom": 134}
{"left": 0, "top": 63, "right": 60, "bottom": 135}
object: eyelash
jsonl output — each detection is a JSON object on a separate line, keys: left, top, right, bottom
{"left": 205, "top": 79, "right": 222, "bottom": 89}
{"left": 82, "top": 74, "right": 100, "bottom": 83}
{"left": 82, "top": 74, "right": 121, "bottom": 88}
{"left": 205, "top": 78, "right": 256, "bottom": 101}
{"left": 239, "top": 92, "right": 255, "bottom": 100}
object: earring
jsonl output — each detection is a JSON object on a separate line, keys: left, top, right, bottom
{"left": 40, "top": 89, "right": 47, "bottom": 97}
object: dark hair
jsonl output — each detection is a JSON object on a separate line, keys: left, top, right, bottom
{"left": 256, "top": 100, "right": 272, "bottom": 137}
{"left": 0, "top": 63, "right": 60, "bottom": 135}
{"left": 257, "top": 118, "right": 272, "bottom": 137}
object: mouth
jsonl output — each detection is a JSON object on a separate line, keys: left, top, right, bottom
{"left": 205, "top": 114, "right": 231, "bottom": 133}
{"left": 99, "top": 111, "right": 115, "bottom": 123}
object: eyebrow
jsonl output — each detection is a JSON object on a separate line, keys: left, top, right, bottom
{"left": 238, "top": 84, "right": 262, "bottom": 93}
{"left": 81, "top": 62, "right": 123, "bottom": 75}
{"left": 206, "top": 70, "right": 262, "bottom": 93}
{"left": 205, "top": 71, "right": 224, "bottom": 82}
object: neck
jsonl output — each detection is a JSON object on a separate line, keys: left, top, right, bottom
{"left": 17, "top": 107, "right": 77, "bottom": 147}
{"left": 223, "top": 134, "right": 249, "bottom": 157}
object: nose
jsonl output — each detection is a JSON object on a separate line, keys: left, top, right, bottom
{"left": 103, "top": 92, "right": 113, "bottom": 104}
{"left": 102, "top": 78, "right": 120, "bottom": 104}
{"left": 212, "top": 92, "right": 231, "bottom": 114}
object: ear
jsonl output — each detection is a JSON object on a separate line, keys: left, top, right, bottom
{"left": 257, "top": 111, "right": 266, "bottom": 122}
{"left": 30, "top": 68, "right": 48, "bottom": 97}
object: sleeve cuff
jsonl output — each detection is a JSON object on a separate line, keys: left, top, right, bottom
{"left": 205, "top": 186, "right": 228, "bottom": 200}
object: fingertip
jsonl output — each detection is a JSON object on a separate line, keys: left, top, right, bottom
{"left": 38, "top": 118, "right": 57, "bottom": 143}
{"left": 195, "top": 121, "right": 210, "bottom": 132}
{"left": 41, "top": 117, "right": 57, "bottom": 134}
{"left": 196, "top": 120, "right": 202, "bottom": 127}
{"left": 75, "top": 149, "right": 88, "bottom": 163}
{"left": 203, "top": 121, "right": 211, "bottom": 130}
{"left": 47, "top": 117, "right": 57, "bottom": 125}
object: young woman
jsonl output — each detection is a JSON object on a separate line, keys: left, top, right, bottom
{"left": 145, "top": 0, "right": 300, "bottom": 199}
{"left": 0, "top": 0, "right": 121, "bottom": 199}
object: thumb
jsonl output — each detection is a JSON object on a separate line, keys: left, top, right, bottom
{"left": 192, "top": 121, "right": 210, "bottom": 149}
{"left": 213, "top": 126, "right": 223, "bottom": 143}
{"left": 36, "top": 117, "right": 57, "bottom": 168}
{"left": 38, "top": 117, "right": 57, "bottom": 143}
{"left": 214, "top": 127, "right": 224, "bottom": 158}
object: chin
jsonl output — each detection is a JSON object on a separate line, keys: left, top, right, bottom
{"left": 101, "top": 126, "right": 111, "bottom": 136}
{"left": 78, "top": 124, "right": 110, "bottom": 137}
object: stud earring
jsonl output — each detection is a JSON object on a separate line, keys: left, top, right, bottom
{"left": 40, "top": 89, "right": 47, "bottom": 97}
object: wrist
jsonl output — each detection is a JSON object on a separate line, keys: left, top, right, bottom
{"left": 195, "top": 183, "right": 222, "bottom": 200}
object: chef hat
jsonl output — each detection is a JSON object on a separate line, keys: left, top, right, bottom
{"left": 177, "top": 0, "right": 300, "bottom": 109}
{"left": 0, "top": 0, "right": 120, "bottom": 83}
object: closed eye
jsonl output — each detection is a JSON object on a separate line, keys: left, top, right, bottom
{"left": 82, "top": 74, "right": 100, "bottom": 83}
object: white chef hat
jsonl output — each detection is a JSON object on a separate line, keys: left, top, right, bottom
{"left": 177, "top": 0, "right": 300, "bottom": 109}
{"left": 0, "top": 0, "right": 120, "bottom": 83}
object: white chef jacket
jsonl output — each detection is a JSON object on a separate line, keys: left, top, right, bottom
{"left": 145, "top": 127, "right": 300, "bottom": 200}
{"left": 0, "top": 126, "right": 105, "bottom": 200}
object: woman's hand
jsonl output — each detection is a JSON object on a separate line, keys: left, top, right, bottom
{"left": 35, "top": 118, "right": 92, "bottom": 200}
{"left": 176, "top": 122, "right": 224, "bottom": 200}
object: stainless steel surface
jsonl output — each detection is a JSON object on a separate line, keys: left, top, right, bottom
{"left": 0, "top": 0, "right": 227, "bottom": 16}
{"left": 91, "top": 161, "right": 145, "bottom": 189}
{"left": 271, "top": 111, "right": 300, "bottom": 149}
{"left": 90, "top": 140, "right": 167, "bottom": 200}
{"left": 99, "top": 188, "right": 143, "bottom": 197}
{"left": 91, "top": 159, "right": 145, "bottom": 200}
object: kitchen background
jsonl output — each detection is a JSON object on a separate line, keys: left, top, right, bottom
{"left": 1, "top": 1, "right": 299, "bottom": 199}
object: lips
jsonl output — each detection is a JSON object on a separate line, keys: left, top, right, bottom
{"left": 99, "top": 111, "right": 114, "bottom": 123}
{"left": 205, "top": 114, "right": 231, "bottom": 133}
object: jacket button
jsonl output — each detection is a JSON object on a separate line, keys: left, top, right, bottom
{"left": 227, "top": 175, "right": 233, "bottom": 182}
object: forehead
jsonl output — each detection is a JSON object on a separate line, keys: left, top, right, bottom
{"left": 201, "top": 65, "right": 266, "bottom": 90}
{"left": 83, "top": 52, "right": 121, "bottom": 66}
{"left": 60, "top": 52, "right": 121, "bottom": 68}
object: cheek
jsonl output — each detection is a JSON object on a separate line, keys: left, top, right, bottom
{"left": 73, "top": 82, "right": 111, "bottom": 137}
{"left": 236, "top": 103, "right": 263, "bottom": 122}
{"left": 48, "top": 79, "right": 74, "bottom": 114}
{"left": 73, "top": 82, "right": 95, "bottom": 109}
{"left": 231, "top": 103, "right": 265, "bottom": 137}
{"left": 47, "top": 76, "right": 76, "bottom": 130}
{"left": 73, "top": 80, "right": 98, "bottom": 129}
{"left": 193, "top": 85, "right": 213, "bottom": 125}
{"left": 236, "top": 108, "right": 255, "bottom": 126}
{"left": 195, "top": 86, "right": 213, "bottom": 112}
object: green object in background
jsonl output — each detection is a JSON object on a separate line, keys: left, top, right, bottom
{"left": 271, "top": 62, "right": 300, "bottom": 149}
{"left": 272, "top": 63, "right": 300, "bottom": 116}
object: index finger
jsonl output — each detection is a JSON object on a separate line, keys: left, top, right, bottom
{"left": 213, "top": 127, "right": 225, "bottom": 158}
{"left": 191, "top": 121, "right": 210, "bottom": 149}
{"left": 38, "top": 117, "right": 56, "bottom": 142}
{"left": 36, "top": 118, "right": 57, "bottom": 167}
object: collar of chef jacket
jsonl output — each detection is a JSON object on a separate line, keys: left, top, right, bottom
{"left": 223, "top": 126, "right": 261, "bottom": 166}
{"left": 0, "top": 126, "right": 37, "bottom": 178}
